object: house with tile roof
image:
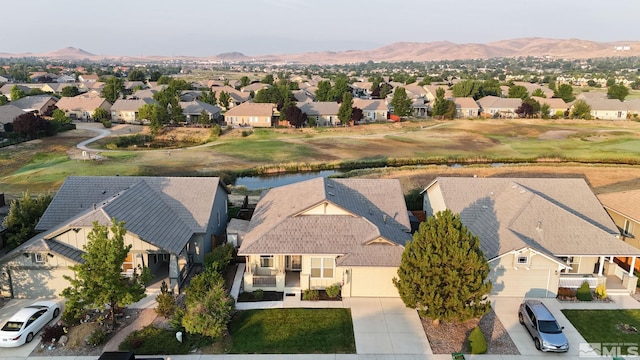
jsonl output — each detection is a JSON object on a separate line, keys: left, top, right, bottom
{"left": 297, "top": 101, "right": 340, "bottom": 126}
{"left": 422, "top": 177, "right": 640, "bottom": 297}
{"left": 0, "top": 176, "right": 229, "bottom": 298}
{"left": 224, "top": 102, "right": 276, "bottom": 128}
{"left": 598, "top": 189, "right": 640, "bottom": 273}
{"left": 237, "top": 178, "right": 412, "bottom": 297}
{"left": 55, "top": 96, "right": 111, "bottom": 121}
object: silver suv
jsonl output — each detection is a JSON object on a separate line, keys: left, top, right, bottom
{"left": 518, "top": 300, "right": 569, "bottom": 352}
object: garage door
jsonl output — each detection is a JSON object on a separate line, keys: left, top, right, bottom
{"left": 349, "top": 267, "right": 399, "bottom": 297}
{"left": 489, "top": 266, "right": 553, "bottom": 297}
{"left": 11, "top": 268, "right": 74, "bottom": 298}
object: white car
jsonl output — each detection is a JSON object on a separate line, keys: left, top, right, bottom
{"left": 0, "top": 301, "right": 60, "bottom": 347}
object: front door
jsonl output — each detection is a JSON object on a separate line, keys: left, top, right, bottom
{"left": 286, "top": 255, "right": 302, "bottom": 271}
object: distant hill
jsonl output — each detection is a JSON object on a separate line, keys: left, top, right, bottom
{"left": 1, "top": 38, "right": 640, "bottom": 64}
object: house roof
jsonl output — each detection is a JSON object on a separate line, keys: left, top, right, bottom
{"left": 179, "top": 100, "right": 221, "bottom": 116}
{"left": 453, "top": 97, "right": 480, "bottom": 109}
{"left": 224, "top": 102, "right": 275, "bottom": 117}
{"left": 9, "top": 95, "right": 58, "bottom": 112}
{"left": 584, "top": 98, "right": 628, "bottom": 111}
{"left": 238, "top": 178, "right": 411, "bottom": 267}
{"left": 56, "top": 96, "right": 110, "bottom": 112}
{"left": 425, "top": 177, "right": 640, "bottom": 259}
{"left": 531, "top": 96, "right": 568, "bottom": 109}
{"left": 477, "top": 96, "right": 522, "bottom": 109}
{"left": 0, "top": 104, "right": 26, "bottom": 124}
{"left": 111, "top": 98, "right": 157, "bottom": 111}
{"left": 297, "top": 101, "right": 339, "bottom": 116}
{"left": 598, "top": 189, "right": 640, "bottom": 223}
{"left": 352, "top": 98, "right": 388, "bottom": 111}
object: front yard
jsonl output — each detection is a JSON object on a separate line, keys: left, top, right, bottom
{"left": 562, "top": 309, "right": 640, "bottom": 355}
{"left": 228, "top": 308, "right": 356, "bottom": 354}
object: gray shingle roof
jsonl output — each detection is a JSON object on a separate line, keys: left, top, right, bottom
{"left": 238, "top": 178, "right": 411, "bottom": 267}
{"left": 428, "top": 177, "right": 640, "bottom": 259}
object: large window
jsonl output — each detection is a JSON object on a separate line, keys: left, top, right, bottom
{"left": 310, "top": 257, "right": 334, "bottom": 279}
{"left": 260, "top": 255, "right": 274, "bottom": 268}
{"left": 624, "top": 220, "right": 635, "bottom": 236}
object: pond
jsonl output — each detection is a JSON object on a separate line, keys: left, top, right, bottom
{"left": 233, "top": 170, "right": 342, "bottom": 190}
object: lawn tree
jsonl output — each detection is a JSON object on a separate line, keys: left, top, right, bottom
{"left": 127, "top": 69, "right": 146, "bottom": 82}
{"left": 531, "top": 88, "right": 546, "bottom": 98}
{"left": 508, "top": 85, "right": 528, "bottom": 99}
{"left": 571, "top": 99, "right": 592, "bottom": 119}
{"left": 515, "top": 98, "right": 540, "bottom": 118}
{"left": 283, "top": 105, "right": 307, "bottom": 127}
{"left": 431, "top": 87, "right": 456, "bottom": 119}
{"left": 351, "top": 107, "right": 364, "bottom": 123}
{"left": 329, "top": 74, "right": 350, "bottom": 102}
{"left": 12, "top": 113, "right": 48, "bottom": 138}
{"left": 607, "top": 83, "right": 629, "bottom": 101}
{"left": 2, "top": 191, "right": 53, "bottom": 249}
{"left": 93, "top": 107, "right": 110, "bottom": 122}
{"left": 451, "top": 80, "right": 482, "bottom": 99}
{"left": 0, "top": 94, "right": 7, "bottom": 105}
{"left": 61, "top": 85, "right": 80, "bottom": 97}
{"left": 261, "top": 74, "right": 274, "bottom": 85}
{"left": 393, "top": 210, "right": 492, "bottom": 325}
{"left": 315, "top": 80, "right": 332, "bottom": 102}
{"left": 391, "top": 87, "right": 413, "bottom": 117}
{"left": 240, "top": 76, "right": 251, "bottom": 88}
{"left": 337, "top": 92, "right": 353, "bottom": 125}
{"left": 181, "top": 270, "right": 234, "bottom": 339}
{"left": 198, "top": 109, "right": 211, "bottom": 126}
{"left": 540, "top": 103, "right": 551, "bottom": 119}
{"left": 553, "top": 84, "right": 575, "bottom": 102}
{"left": 218, "top": 91, "right": 231, "bottom": 109}
{"left": 10, "top": 85, "right": 26, "bottom": 101}
{"left": 62, "top": 219, "right": 151, "bottom": 328}
{"left": 199, "top": 89, "right": 217, "bottom": 106}
{"left": 102, "top": 77, "right": 125, "bottom": 103}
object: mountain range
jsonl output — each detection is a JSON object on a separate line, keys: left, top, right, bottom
{"left": 1, "top": 38, "right": 639, "bottom": 64}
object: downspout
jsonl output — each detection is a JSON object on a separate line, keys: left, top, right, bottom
{"left": 545, "top": 268, "right": 551, "bottom": 298}
{"left": 6, "top": 269, "right": 14, "bottom": 299}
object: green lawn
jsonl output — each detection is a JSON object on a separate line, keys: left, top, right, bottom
{"left": 229, "top": 308, "right": 356, "bottom": 354}
{"left": 562, "top": 309, "right": 640, "bottom": 355}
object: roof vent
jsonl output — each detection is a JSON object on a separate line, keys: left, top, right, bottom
{"left": 383, "top": 214, "right": 387, "bottom": 223}
{"left": 536, "top": 220, "right": 542, "bottom": 230}
{"left": 327, "top": 183, "right": 333, "bottom": 188}
{"left": 328, "top": 192, "right": 335, "bottom": 196}
{"left": 92, "top": 203, "right": 96, "bottom": 210}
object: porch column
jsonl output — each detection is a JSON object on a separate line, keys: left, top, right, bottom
{"left": 598, "top": 256, "right": 605, "bottom": 276}
{"left": 630, "top": 257, "right": 637, "bottom": 276}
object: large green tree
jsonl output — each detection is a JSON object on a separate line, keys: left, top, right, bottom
{"left": 451, "top": 80, "right": 482, "bottom": 99}
{"left": 607, "top": 83, "right": 629, "bottom": 101}
{"left": 62, "top": 219, "right": 150, "bottom": 327}
{"left": 571, "top": 99, "right": 592, "bottom": 119}
{"left": 391, "top": 87, "right": 413, "bottom": 117}
{"left": 393, "top": 210, "right": 492, "bottom": 325}
{"left": 2, "top": 192, "right": 53, "bottom": 249}
{"left": 337, "top": 92, "right": 354, "bottom": 125}
{"left": 315, "top": 80, "right": 332, "bottom": 102}
{"left": 10, "top": 85, "right": 26, "bottom": 101}
{"left": 102, "top": 77, "right": 125, "bottom": 103}
{"left": 329, "top": 74, "right": 350, "bottom": 102}
{"left": 508, "top": 85, "right": 528, "bottom": 99}
{"left": 127, "top": 69, "right": 146, "bottom": 82}
{"left": 0, "top": 94, "right": 7, "bottom": 105}
{"left": 218, "top": 91, "right": 231, "bottom": 109}
{"left": 181, "top": 270, "right": 234, "bottom": 339}
{"left": 61, "top": 86, "right": 80, "bottom": 97}
{"left": 553, "top": 84, "right": 575, "bottom": 102}
{"left": 431, "top": 87, "right": 456, "bottom": 119}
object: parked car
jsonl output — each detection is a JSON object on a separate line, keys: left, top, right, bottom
{"left": 0, "top": 301, "right": 60, "bottom": 347}
{"left": 518, "top": 299, "right": 569, "bottom": 352}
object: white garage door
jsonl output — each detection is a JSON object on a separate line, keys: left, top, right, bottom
{"left": 11, "top": 268, "right": 74, "bottom": 298}
{"left": 489, "top": 267, "right": 553, "bottom": 297}
{"left": 350, "top": 267, "right": 399, "bottom": 297}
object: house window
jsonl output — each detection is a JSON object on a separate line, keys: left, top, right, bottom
{"left": 217, "top": 211, "right": 220, "bottom": 227}
{"left": 310, "top": 257, "right": 334, "bottom": 278}
{"left": 623, "top": 220, "right": 634, "bottom": 236}
{"left": 260, "top": 255, "right": 274, "bottom": 268}
{"left": 34, "top": 253, "right": 44, "bottom": 264}
{"left": 517, "top": 256, "right": 528, "bottom": 265}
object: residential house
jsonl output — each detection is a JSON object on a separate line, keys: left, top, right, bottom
{"left": 237, "top": 178, "right": 412, "bottom": 298}
{"left": 241, "top": 83, "right": 270, "bottom": 94}
{"left": 128, "top": 89, "right": 158, "bottom": 101}
{"left": 179, "top": 100, "right": 222, "bottom": 123}
{"left": 9, "top": 95, "right": 58, "bottom": 115}
{"left": 532, "top": 97, "right": 569, "bottom": 117}
{"left": 111, "top": 98, "right": 157, "bottom": 123}
{"left": 0, "top": 84, "right": 30, "bottom": 101}
{"left": 502, "top": 82, "right": 554, "bottom": 98}
{"left": 453, "top": 97, "right": 481, "bottom": 118}
{"left": 55, "top": 96, "right": 111, "bottom": 121}
{"left": 0, "top": 176, "right": 229, "bottom": 298}
{"left": 78, "top": 74, "right": 99, "bottom": 83}
{"left": 44, "top": 83, "right": 77, "bottom": 94}
{"left": 424, "top": 85, "right": 453, "bottom": 103}
{"left": 598, "top": 189, "right": 640, "bottom": 273}
{"left": 0, "top": 104, "right": 25, "bottom": 131}
{"left": 211, "top": 86, "right": 251, "bottom": 109}
{"left": 293, "top": 89, "right": 315, "bottom": 103}
{"left": 625, "top": 99, "right": 640, "bottom": 119}
{"left": 477, "top": 96, "right": 522, "bottom": 118}
{"left": 581, "top": 98, "right": 629, "bottom": 120}
{"left": 29, "top": 72, "right": 56, "bottom": 83}
{"left": 0, "top": 75, "right": 10, "bottom": 83}
{"left": 352, "top": 98, "right": 389, "bottom": 122}
{"left": 55, "top": 74, "right": 76, "bottom": 83}
{"left": 224, "top": 102, "right": 276, "bottom": 128}
{"left": 297, "top": 101, "right": 340, "bottom": 126}
{"left": 422, "top": 177, "right": 640, "bottom": 297}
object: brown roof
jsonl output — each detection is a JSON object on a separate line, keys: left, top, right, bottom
{"left": 56, "top": 96, "right": 110, "bottom": 112}
{"left": 224, "top": 102, "right": 275, "bottom": 117}
{"left": 598, "top": 189, "right": 640, "bottom": 223}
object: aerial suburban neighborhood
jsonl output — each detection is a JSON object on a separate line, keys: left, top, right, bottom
{"left": 2, "top": 26, "right": 640, "bottom": 360}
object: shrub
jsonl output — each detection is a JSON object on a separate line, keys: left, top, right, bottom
{"left": 102, "top": 120, "right": 112, "bottom": 128}
{"left": 302, "top": 289, "right": 319, "bottom": 301}
{"left": 241, "top": 130, "right": 252, "bottom": 137}
{"left": 325, "top": 284, "right": 341, "bottom": 298}
{"left": 557, "top": 287, "right": 577, "bottom": 298}
{"left": 155, "top": 292, "right": 176, "bottom": 318}
{"left": 210, "top": 124, "right": 222, "bottom": 139}
{"left": 40, "top": 323, "right": 66, "bottom": 343}
{"left": 204, "top": 243, "right": 235, "bottom": 274}
{"left": 170, "top": 307, "right": 185, "bottom": 332}
{"left": 468, "top": 326, "right": 487, "bottom": 354}
{"left": 253, "top": 289, "right": 264, "bottom": 300}
{"left": 595, "top": 284, "right": 607, "bottom": 299}
{"left": 576, "top": 281, "right": 592, "bottom": 301}
{"left": 87, "top": 328, "right": 107, "bottom": 346}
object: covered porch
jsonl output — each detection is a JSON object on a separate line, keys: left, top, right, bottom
{"left": 558, "top": 255, "right": 638, "bottom": 295}
{"left": 243, "top": 254, "right": 304, "bottom": 293}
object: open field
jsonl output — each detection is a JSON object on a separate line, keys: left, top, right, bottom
{"left": 1, "top": 119, "right": 640, "bottom": 199}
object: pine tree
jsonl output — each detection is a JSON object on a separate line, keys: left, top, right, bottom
{"left": 62, "top": 219, "right": 150, "bottom": 327}
{"left": 393, "top": 209, "right": 492, "bottom": 325}
{"left": 337, "top": 92, "right": 353, "bottom": 125}
{"left": 391, "top": 87, "right": 413, "bottom": 117}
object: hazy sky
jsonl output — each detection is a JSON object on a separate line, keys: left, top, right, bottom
{"left": 3, "top": 0, "right": 640, "bottom": 56}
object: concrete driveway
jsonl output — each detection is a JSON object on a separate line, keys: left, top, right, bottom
{"left": 0, "top": 298, "right": 63, "bottom": 357}
{"left": 349, "top": 297, "right": 432, "bottom": 355}
{"left": 491, "top": 297, "right": 593, "bottom": 357}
